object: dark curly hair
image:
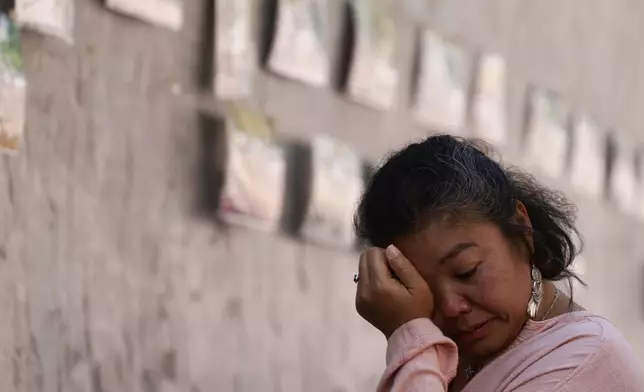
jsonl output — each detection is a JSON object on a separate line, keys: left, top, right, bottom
{"left": 354, "top": 135, "right": 583, "bottom": 285}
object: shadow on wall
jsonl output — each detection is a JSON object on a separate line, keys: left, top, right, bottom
{"left": 196, "top": 112, "right": 227, "bottom": 218}
{"left": 196, "top": 0, "right": 215, "bottom": 90}
{"left": 0, "top": 0, "right": 12, "bottom": 13}
{"left": 280, "top": 140, "right": 311, "bottom": 237}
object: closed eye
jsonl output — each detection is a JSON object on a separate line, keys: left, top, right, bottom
{"left": 455, "top": 265, "right": 479, "bottom": 280}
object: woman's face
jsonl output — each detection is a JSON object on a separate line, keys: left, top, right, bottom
{"left": 394, "top": 215, "right": 532, "bottom": 361}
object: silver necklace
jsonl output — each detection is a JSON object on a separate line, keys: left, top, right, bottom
{"left": 540, "top": 289, "right": 560, "bottom": 321}
{"left": 464, "top": 364, "right": 477, "bottom": 380}
{"left": 464, "top": 289, "right": 561, "bottom": 380}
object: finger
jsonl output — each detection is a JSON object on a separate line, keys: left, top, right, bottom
{"left": 358, "top": 251, "right": 370, "bottom": 282}
{"left": 355, "top": 252, "right": 372, "bottom": 313}
{"left": 365, "top": 247, "right": 393, "bottom": 283}
{"left": 385, "top": 245, "right": 425, "bottom": 289}
{"left": 356, "top": 252, "right": 370, "bottom": 296}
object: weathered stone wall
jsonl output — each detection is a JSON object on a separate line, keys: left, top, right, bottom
{"left": 0, "top": 0, "right": 643, "bottom": 391}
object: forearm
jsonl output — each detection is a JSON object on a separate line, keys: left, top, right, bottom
{"left": 377, "top": 319, "right": 458, "bottom": 392}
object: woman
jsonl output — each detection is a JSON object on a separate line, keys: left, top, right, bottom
{"left": 353, "top": 135, "right": 644, "bottom": 391}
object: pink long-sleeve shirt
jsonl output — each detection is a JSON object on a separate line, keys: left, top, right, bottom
{"left": 379, "top": 311, "right": 644, "bottom": 392}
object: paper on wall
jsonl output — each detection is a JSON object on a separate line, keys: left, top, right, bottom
{"left": 300, "top": 135, "right": 362, "bottom": 248}
{"left": 570, "top": 116, "right": 605, "bottom": 199}
{"left": 16, "top": 0, "right": 74, "bottom": 43}
{"left": 572, "top": 255, "right": 587, "bottom": 277}
{"left": 347, "top": 0, "right": 398, "bottom": 110}
{"left": 414, "top": 30, "right": 471, "bottom": 133}
{"left": 609, "top": 138, "right": 637, "bottom": 213}
{"left": 472, "top": 53, "right": 507, "bottom": 145}
{"left": 569, "top": 254, "right": 589, "bottom": 304}
{"left": 0, "top": 14, "right": 26, "bottom": 155}
{"left": 105, "top": 0, "right": 183, "bottom": 31}
{"left": 218, "top": 106, "right": 286, "bottom": 231}
{"left": 269, "top": 0, "right": 331, "bottom": 87}
{"left": 524, "top": 88, "right": 570, "bottom": 180}
{"left": 636, "top": 149, "right": 644, "bottom": 219}
{"left": 215, "top": 0, "right": 256, "bottom": 100}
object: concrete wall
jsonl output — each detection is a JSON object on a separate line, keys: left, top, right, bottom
{"left": 0, "top": 0, "right": 643, "bottom": 391}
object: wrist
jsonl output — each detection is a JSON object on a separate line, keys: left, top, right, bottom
{"left": 385, "top": 317, "right": 432, "bottom": 341}
{"left": 385, "top": 318, "right": 449, "bottom": 366}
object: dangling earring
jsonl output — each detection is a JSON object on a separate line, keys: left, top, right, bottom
{"left": 526, "top": 265, "right": 543, "bottom": 319}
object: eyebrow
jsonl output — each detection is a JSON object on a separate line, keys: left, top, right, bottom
{"left": 438, "top": 242, "right": 478, "bottom": 265}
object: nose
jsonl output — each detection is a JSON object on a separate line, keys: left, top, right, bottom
{"left": 435, "top": 286, "right": 472, "bottom": 319}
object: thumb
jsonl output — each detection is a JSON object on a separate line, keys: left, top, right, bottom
{"left": 385, "top": 245, "right": 425, "bottom": 289}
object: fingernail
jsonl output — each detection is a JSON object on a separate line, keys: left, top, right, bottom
{"left": 385, "top": 245, "right": 400, "bottom": 260}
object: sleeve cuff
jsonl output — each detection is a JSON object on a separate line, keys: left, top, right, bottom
{"left": 386, "top": 318, "right": 454, "bottom": 366}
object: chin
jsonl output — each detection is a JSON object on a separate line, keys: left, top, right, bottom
{"left": 463, "top": 340, "right": 502, "bottom": 359}
{"left": 451, "top": 319, "right": 508, "bottom": 359}
{"left": 457, "top": 334, "right": 507, "bottom": 360}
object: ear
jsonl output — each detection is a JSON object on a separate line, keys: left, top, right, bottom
{"left": 514, "top": 200, "right": 534, "bottom": 254}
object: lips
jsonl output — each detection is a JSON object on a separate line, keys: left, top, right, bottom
{"left": 455, "top": 320, "right": 492, "bottom": 342}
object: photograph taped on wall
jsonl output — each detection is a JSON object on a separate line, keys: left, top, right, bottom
{"left": 637, "top": 149, "right": 644, "bottom": 219}
{"left": 105, "top": 0, "right": 183, "bottom": 31}
{"left": 570, "top": 116, "right": 605, "bottom": 199}
{"left": 300, "top": 135, "right": 362, "bottom": 248}
{"left": 0, "top": 13, "right": 26, "bottom": 155}
{"left": 215, "top": 0, "right": 256, "bottom": 100}
{"left": 609, "top": 137, "right": 637, "bottom": 213}
{"left": 347, "top": 0, "right": 398, "bottom": 109}
{"left": 269, "top": 0, "right": 331, "bottom": 87}
{"left": 571, "top": 255, "right": 587, "bottom": 278}
{"left": 218, "top": 106, "right": 286, "bottom": 231}
{"left": 570, "top": 254, "right": 588, "bottom": 304}
{"left": 414, "top": 30, "right": 471, "bottom": 133}
{"left": 524, "top": 88, "right": 571, "bottom": 180}
{"left": 472, "top": 53, "right": 507, "bottom": 145}
{"left": 16, "top": 0, "right": 74, "bottom": 43}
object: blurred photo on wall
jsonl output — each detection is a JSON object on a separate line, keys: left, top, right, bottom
{"left": 0, "top": 13, "right": 26, "bottom": 155}
{"left": 414, "top": 30, "right": 471, "bottom": 134}
{"left": 215, "top": 0, "right": 256, "bottom": 100}
{"left": 269, "top": 0, "right": 331, "bottom": 87}
{"left": 105, "top": 0, "right": 183, "bottom": 31}
{"left": 608, "top": 136, "right": 638, "bottom": 213}
{"left": 299, "top": 135, "right": 362, "bottom": 248}
{"left": 16, "top": 0, "right": 74, "bottom": 43}
{"left": 218, "top": 105, "right": 286, "bottom": 231}
{"left": 347, "top": 0, "right": 398, "bottom": 109}
{"left": 636, "top": 149, "right": 644, "bottom": 219}
{"left": 472, "top": 53, "right": 508, "bottom": 145}
{"left": 524, "top": 88, "right": 571, "bottom": 180}
{"left": 570, "top": 116, "right": 605, "bottom": 199}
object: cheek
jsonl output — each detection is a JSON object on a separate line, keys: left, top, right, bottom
{"left": 472, "top": 261, "right": 531, "bottom": 319}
